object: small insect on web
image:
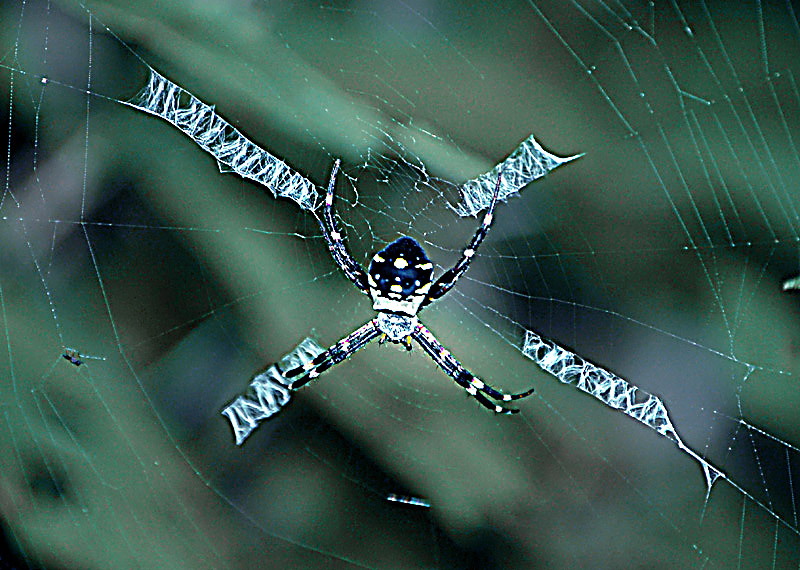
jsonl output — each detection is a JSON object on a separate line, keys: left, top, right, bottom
{"left": 61, "top": 348, "right": 105, "bottom": 367}
{"left": 62, "top": 348, "right": 83, "bottom": 367}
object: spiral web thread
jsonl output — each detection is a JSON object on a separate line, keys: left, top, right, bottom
{"left": 125, "top": 67, "right": 320, "bottom": 211}
{"left": 221, "top": 337, "right": 324, "bottom": 445}
{"left": 454, "top": 134, "right": 582, "bottom": 217}
{"left": 522, "top": 330, "right": 725, "bottom": 493}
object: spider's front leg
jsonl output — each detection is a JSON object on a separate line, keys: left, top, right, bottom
{"left": 280, "top": 319, "right": 381, "bottom": 390}
{"left": 422, "top": 170, "right": 503, "bottom": 306}
{"left": 411, "top": 322, "right": 535, "bottom": 414}
{"left": 316, "top": 159, "right": 370, "bottom": 292}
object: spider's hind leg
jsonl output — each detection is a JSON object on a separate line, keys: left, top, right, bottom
{"left": 280, "top": 319, "right": 381, "bottom": 390}
{"left": 411, "top": 322, "right": 535, "bottom": 414}
{"left": 456, "top": 371, "right": 527, "bottom": 414}
{"left": 457, "top": 371, "right": 536, "bottom": 402}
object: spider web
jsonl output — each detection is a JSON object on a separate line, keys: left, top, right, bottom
{"left": 2, "top": 0, "right": 800, "bottom": 568}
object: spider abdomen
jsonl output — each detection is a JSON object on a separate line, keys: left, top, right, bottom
{"left": 367, "top": 236, "right": 434, "bottom": 316}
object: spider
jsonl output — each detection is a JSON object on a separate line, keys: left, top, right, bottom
{"left": 277, "top": 160, "right": 535, "bottom": 413}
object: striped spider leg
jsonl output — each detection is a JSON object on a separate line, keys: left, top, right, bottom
{"left": 421, "top": 169, "right": 502, "bottom": 306}
{"left": 316, "top": 159, "right": 370, "bottom": 292}
{"left": 280, "top": 319, "right": 381, "bottom": 390}
{"left": 411, "top": 322, "right": 534, "bottom": 414}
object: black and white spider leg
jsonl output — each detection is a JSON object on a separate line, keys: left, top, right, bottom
{"left": 411, "top": 322, "right": 535, "bottom": 414}
{"left": 424, "top": 171, "right": 503, "bottom": 304}
{"left": 316, "top": 159, "right": 370, "bottom": 292}
{"left": 280, "top": 319, "right": 381, "bottom": 390}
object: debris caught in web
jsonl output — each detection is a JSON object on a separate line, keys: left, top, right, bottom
{"left": 125, "top": 67, "right": 320, "bottom": 211}
{"left": 522, "top": 330, "right": 725, "bottom": 493}
{"left": 221, "top": 337, "right": 324, "bottom": 445}
{"left": 454, "top": 134, "right": 582, "bottom": 217}
{"left": 386, "top": 494, "right": 431, "bottom": 508}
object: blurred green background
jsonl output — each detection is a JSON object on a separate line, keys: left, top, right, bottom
{"left": 2, "top": 0, "right": 800, "bottom": 568}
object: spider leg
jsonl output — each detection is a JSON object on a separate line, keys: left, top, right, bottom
{"left": 316, "top": 159, "right": 370, "bottom": 292}
{"left": 411, "top": 322, "right": 534, "bottom": 414}
{"left": 422, "top": 170, "right": 503, "bottom": 305}
{"left": 280, "top": 319, "right": 381, "bottom": 390}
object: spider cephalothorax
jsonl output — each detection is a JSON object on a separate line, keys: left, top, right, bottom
{"left": 276, "top": 160, "right": 535, "bottom": 413}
